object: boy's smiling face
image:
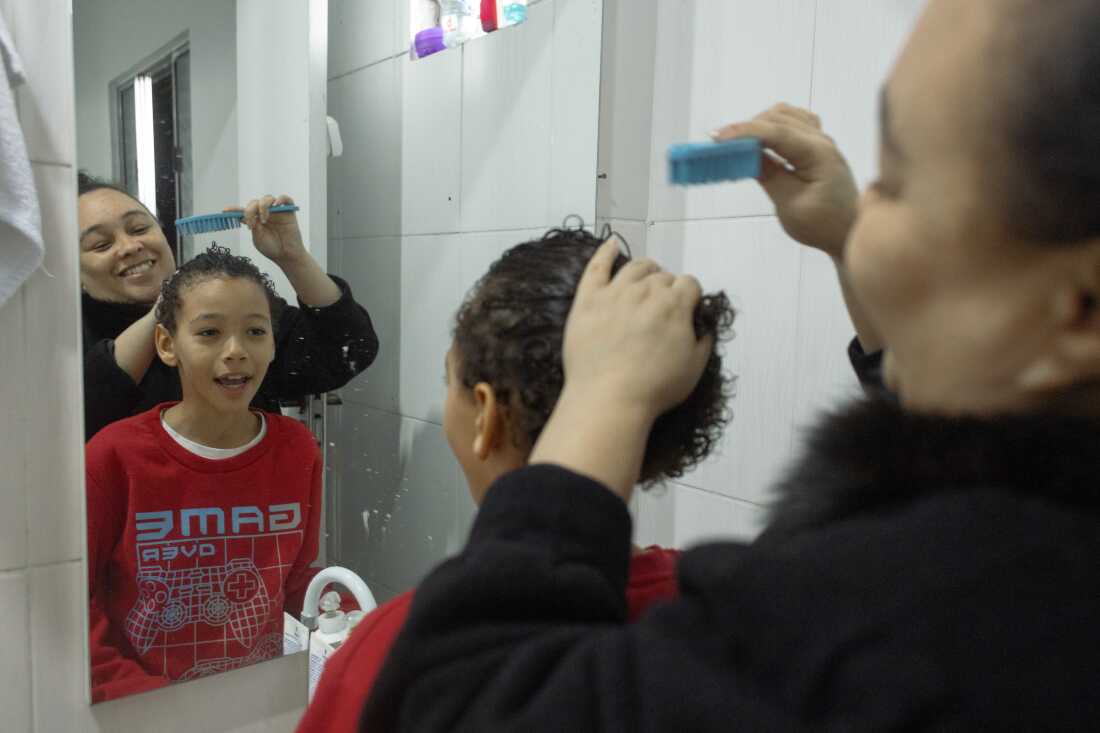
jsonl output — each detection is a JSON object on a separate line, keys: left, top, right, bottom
{"left": 156, "top": 277, "right": 275, "bottom": 415}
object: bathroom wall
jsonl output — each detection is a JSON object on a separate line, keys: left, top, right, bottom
{"left": 599, "top": 0, "right": 925, "bottom": 548}
{"left": 0, "top": 0, "right": 309, "bottom": 730}
{"left": 72, "top": 0, "right": 238, "bottom": 225}
{"left": 323, "top": 0, "right": 603, "bottom": 601}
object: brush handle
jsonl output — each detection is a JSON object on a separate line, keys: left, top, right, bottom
{"left": 224, "top": 204, "right": 300, "bottom": 218}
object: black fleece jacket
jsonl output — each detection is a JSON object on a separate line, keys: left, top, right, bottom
{"left": 363, "top": 392, "right": 1100, "bottom": 731}
{"left": 81, "top": 275, "right": 378, "bottom": 439}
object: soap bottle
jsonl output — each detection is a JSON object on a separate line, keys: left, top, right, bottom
{"left": 499, "top": 0, "right": 527, "bottom": 27}
{"left": 307, "top": 591, "right": 350, "bottom": 700}
{"left": 440, "top": 0, "right": 479, "bottom": 47}
{"left": 314, "top": 591, "right": 349, "bottom": 647}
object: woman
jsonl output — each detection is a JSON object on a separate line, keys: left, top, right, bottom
{"left": 361, "top": 0, "right": 1100, "bottom": 729}
{"left": 78, "top": 175, "right": 378, "bottom": 439}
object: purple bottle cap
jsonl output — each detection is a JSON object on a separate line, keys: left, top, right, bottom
{"left": 414, "top": 27, "right": 446, "bottom": 58}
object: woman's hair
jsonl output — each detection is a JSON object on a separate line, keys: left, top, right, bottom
{"left": 453, "top": 225, "right": 736, "bottom": 486}
{"left": 155, "top": 245, "right": 283, "bottom": 334}
{"left": 994, "top": 1, "right": 1100, "bottom": 245}
{"left": 77, "top": 171, "right": 150, "bottom": 211}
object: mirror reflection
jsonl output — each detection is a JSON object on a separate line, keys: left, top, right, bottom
{"left": 76, "top": 0, "right": 380, "bottom": 703}
{"left": 76, "top": 0, "right": 603, "bottom": 707}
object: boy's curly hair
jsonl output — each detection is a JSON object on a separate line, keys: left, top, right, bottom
{"left": 155, "top": 245, "right": 283, "bottom": 333}
{"left": 453, "top": 225, "right": 736, "bottom": 486}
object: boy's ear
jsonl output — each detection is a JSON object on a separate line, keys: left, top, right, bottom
{"left": 471, "top": 383, "right": 506, "bottom": 460}
{"left": 155, "top": 323, "right": 178, "bottom": 367}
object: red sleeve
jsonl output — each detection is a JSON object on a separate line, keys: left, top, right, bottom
{"left": 284, "top": 449, "right": 324, "bottom": 614}
{"left": 85, "top": 448, "right": 170, "bottom": 703}
{"left": 625, "top": 547, "right": 681, "bottom": 621}
{"left": 296, "top": 592, "right": 414, "bottom": 733}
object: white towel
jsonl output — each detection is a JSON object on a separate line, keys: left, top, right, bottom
{"left": 0, "top": 10, "right": 43, "bottom": 309}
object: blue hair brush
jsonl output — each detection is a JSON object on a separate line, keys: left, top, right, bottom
{"left": 668, "top": 138, "right": 763, "bottom": 185}
{"left": 175, "top": 204, "right": 300, "bottom": 236}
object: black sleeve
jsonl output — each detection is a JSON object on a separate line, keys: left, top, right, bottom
{"left": 83, "top": 339, "right": 144, "bottom": 440}
{"left": 263, "top": 275, "right": 380, "bottom": 401}
{"left": 360, "top": 466, "right": 804, "bottom": 733}
{"left": 848, "top": 337, "right": 888, "bottom": 394}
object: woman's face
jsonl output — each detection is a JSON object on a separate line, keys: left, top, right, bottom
{"left": 846, "top": 0, "right": 1100, "bottom": 415}
{"left": 78, "top": 188, "right": 176, "bottom": 304}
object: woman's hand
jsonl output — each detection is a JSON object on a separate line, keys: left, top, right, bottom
{"left": 712, "top": 103, "right": 859, "bottom": 259}
{"left": 529, "top": 238, "right": 712, "bottom": 502}
{"left": 228, "top": 194, "right": 308, "bottom": 266}
{"left": 563, "top": 239, "right": 713, "bottom": 419}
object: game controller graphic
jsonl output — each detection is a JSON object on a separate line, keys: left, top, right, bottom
{"left": 177, "top": 633, "right": 283, "bottom": 681}
{"left": 125, "top": 558, "right": 272, "bottom": 654}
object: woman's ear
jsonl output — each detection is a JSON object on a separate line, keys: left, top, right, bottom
{"left": 471, "top": 383, "right": 506, "bottom": 460}
{"left": 1019, "top": 273, "right": 1100, "bottom": 392}
{"left": 155, "top": 323, "right": 178, "bottom": 367}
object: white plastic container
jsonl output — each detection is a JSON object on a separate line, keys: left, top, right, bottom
{"left": 440, "top": 0, "right": 479, "bottom": 47}
{"left": 307, "top": 591, "right": 350, "bottom": 700}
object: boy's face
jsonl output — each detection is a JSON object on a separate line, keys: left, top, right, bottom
{"left": 156, "top": 277, "right": 275, "bottom": 415}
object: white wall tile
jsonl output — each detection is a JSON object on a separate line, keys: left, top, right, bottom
{"left": 596, "top": 0, "right": 658, "bottom": 221}
{"left": 401, "top": 50, "right": 462, "bottom": 235}
{"left": 327, "top": 405, "right": 403, "bottom": 581}
{"left": 328, "top": 59, "right": 402, "bottom": 239}
{"left": 792, "top": 248, "right": 862, "bottom": 432}
{"left": 5, "top": 0, "right": 74, "bottom": 165}
{"left": 335, "top": 410, "right": 464, "bottom": 594}
{"left": 0, "top": 290, "right": 27, "bottom": 571}
{"left": 635, "top": 483, "right": 766, "bottom": 550}
{"left": 648, "top": 0, "right": 816, "bottom": 223}
{"left": 810, "top": 0, "right": 925, "bottom": 190}
{"left": 0, "top": 571, "right": 31, "bottom": 733}
{"left": 595, "top": 218, "right": 648, "bottom": 258}
{"left": 328, "top": 0, "right": 399, "bottom": 78}
{"left": 647, "top": 218, "right": 801, "bottom": 505}
{"left": 399, "top": 234, "right": 464, "bottom": 423}
{"left": 24, "top": 164, "right": 83, "bottom": 566}
{"left": 460, "top": 1, "right": 554, "bottom": 231}
{"left": 548, "top": 0, "right": 602, "bottom": 227}
{"left": 333, "top": 237, "right": 401, "bottom": 413}
{"left": 29, "top": 561, "right": 88, "bottom": 732}
{"left": 394, "top": 0, "right": 413, "bottom": 58}
{"left": 456, "top": 227, "right": 545, "bottom": 299}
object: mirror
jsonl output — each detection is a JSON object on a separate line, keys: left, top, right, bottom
{"left": 75, "top": 0, "right": 603, "bottom": 705}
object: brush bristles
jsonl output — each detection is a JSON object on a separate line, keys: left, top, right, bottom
{"left": 668, "top": 139, "right": 762, "bottom": 185}
{"left": 175, "top": 215, "right": 245, "bottom": 236}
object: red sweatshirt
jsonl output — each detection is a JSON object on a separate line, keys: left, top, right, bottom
{"left": 296, "top": 546, "right": 681, "bottom": 733}
{"left": 86, "top": 404, "right": 322, "bottom": 703}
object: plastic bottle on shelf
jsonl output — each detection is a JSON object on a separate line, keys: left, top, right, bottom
{"left": 500, "top": 0, "right": 527, "bottom": 27}
{"left": 440, "top": 0, "right": 479, "bottom": 47}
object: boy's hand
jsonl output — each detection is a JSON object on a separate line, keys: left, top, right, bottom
{"left": 227, "top": 194, "right": 307, "bottom": 266}
{"left": 712, "top": 103, "right": 859, "bottom": 259}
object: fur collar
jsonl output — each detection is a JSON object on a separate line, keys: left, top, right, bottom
{"left": 765, "top": 397, "right": 1100, "bottom": 536}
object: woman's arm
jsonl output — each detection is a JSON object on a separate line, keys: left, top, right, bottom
{"left": 237, "top": 194, "right": 341, "bottom": 306}
{"left": 233, "top": 195, "right": 380, "bottom": 400}
{"left": 83, "top": 321, "right": 150, "bottom": 440}
{"left": 111, "top": 305, "right": 160, "bottom": 383}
